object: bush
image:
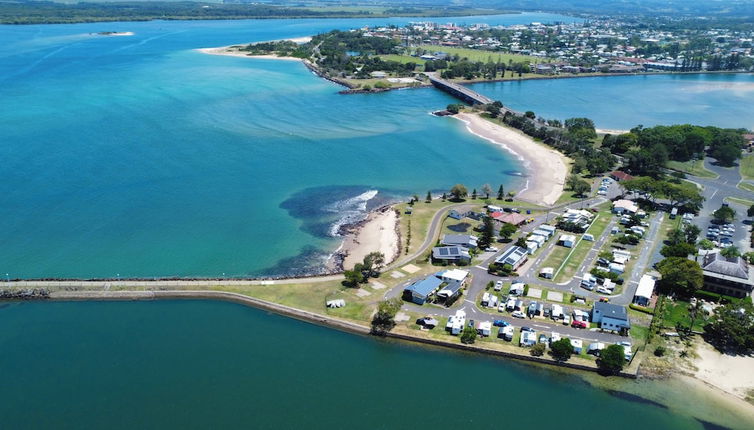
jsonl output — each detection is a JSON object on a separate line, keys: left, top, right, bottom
{"left": 460, "top": 325, "right": 477, "bottom": 344}
{"left": 530, "top": 343, "right": 546, "bottom": 356}
{"left": 373, "top": 80, "right": 390, "bottom": 89}
{"left": 654, "top": 346, "right": 666, "bottom": 357}
{"left": 629, "top": 304, "right": 654, "bottom": 314}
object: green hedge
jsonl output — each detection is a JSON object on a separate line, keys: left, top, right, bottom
{"left": 629, "top": 303, "right": 654, "bottom": 314}
{"left": 693, "top": 290, "right": 742, "bottom": 304}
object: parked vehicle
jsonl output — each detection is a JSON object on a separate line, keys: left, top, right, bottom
{"left": 571, "top": 320, "right": 587, "bottom": 329}
{"left": 562, "top": 315, "right": 571, "bottom": 325}
{"left": 538, "top": 334, "right": 548, "bottom": 344}
{"left": 599, "top": 297, "right": 610, "bottom": 303}
{"left": 493, "top": 320, "right": 509, "bottom": 327}
{"left": 511, "top": 311, "right": 526, "bottom": 319}
{"left": 494, "top": 280, "right": 504, "bottom": 291}
{"left": 486, "top": 247, "right": 499, "bottom": 253}
{"left": 498, "top": 302, "right": 506, "bottom": 313}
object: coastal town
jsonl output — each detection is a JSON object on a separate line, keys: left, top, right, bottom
{"left": 3, "top": 1, "right": 754, "bottom": 427}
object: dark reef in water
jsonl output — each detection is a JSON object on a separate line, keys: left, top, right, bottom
{"left": 606, "top": 390, "right": 668, "bottom": 409}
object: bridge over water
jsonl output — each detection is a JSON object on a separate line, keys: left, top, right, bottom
{"left": 427, "top": 74, "right": 494, "bottom": 105}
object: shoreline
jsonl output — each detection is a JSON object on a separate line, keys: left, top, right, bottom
{"left": 454, "top": 112, "right": 568, "bottom": 207}
{"left": 337, "top": 205, "right": 400, "bottom": 271}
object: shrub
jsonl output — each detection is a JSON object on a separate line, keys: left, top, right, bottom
{"left": 530, "top": 343, "right": 546, "bottom": 356}
{"left": 460, "top": 325, "right": 477, "bottom": 344}
{"left": 654, "top": 346, "right": 666, "bottom": 357}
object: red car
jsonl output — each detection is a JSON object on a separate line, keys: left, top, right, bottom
{"left": 571, "top": 320, "right": 587, "bottom": 329}
{"left": 599, "top": 297, "right": 610, "bottom": 303}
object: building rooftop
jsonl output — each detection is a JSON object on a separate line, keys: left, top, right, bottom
{"left": 593, "top": 302, "right": 630, "bottom": 324}
{"left": 405, "top": 275, "right": 444, "bottom": 298}
{"left": 701, "top": 252, "right": 750, "bottom": 280}
{"left": 432, "top": 246, "right": 470, "bottom": 260}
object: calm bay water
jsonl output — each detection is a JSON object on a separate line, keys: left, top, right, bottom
{"left": 471, "top": 73, "right": 754, "bottom": 130}
{"left": 1, "top": 300, "right": 750, "bottom": 429}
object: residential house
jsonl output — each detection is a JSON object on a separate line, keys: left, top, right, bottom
{"left": 495, "top": 246, "right": 528, "bottom": 270}
{"left": 610, "top": 170, "right": 634, "bottom": 182}
{"left": 633, "top": 274, "right": 655, "bottom": 307}
{"left": 432, "top": 246, "right": 471, "bottom": 264}
{"left": 612, "top": 199, "right": 638, "bottom": 215}
{"left": 441, "top": 234, "right": 479, "bottom": 249}
{"left": 699, "top": 252, "right": 754, "bottom": 298}
{"left": 403, "top": 275, "right": 444, "bottom": 305}
{"left": 491, "top": 212, "right": 527, "bottom": 226}
{"left": 591, "top": 302, "right": 631, "bottom": 332}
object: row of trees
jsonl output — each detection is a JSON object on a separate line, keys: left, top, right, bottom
{"left": 605, "top": 124, "right": 747, "bottom": 175}
{"left": 621, "top": 176, "right": 705, "bottom": 212}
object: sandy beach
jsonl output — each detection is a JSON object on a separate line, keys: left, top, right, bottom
{"left": 197, "top": 36, "right": 312, "bottom": 61}
{"left": 455, "top": 112, "right": 569, "bottom": 207}
{"left": 197, "top": 46, "right": 304, "bottom": 61}
{"left": 341, "top": 207, "right": 399, "bottom": 270}
{"left": 693, "top": 340, "right": 754, "bottom": 401}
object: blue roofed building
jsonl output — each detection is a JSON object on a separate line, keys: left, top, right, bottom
{"left": 403, "top": 275, "right": 444, "bottom": 305}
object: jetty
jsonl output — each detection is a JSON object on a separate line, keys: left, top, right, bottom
{"left": 426, "top": 73, "right": 494, "bottom": 105}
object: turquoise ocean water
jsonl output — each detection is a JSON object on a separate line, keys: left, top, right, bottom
{"left": 1, "top": 300, "right": 751, "bottom": 429}
{"left": 0, "top": 14, "right": 575, "bottom": 279}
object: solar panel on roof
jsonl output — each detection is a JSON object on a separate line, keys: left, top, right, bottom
{"left": 439, "top": 248, "right": 449, "bottom": 256}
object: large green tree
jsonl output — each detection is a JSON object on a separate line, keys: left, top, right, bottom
{"left": 657, "top": 257, "right": 704, "bottom": 297}
{"left": 449, "top": 184, "right": 468, "bottom": 201}
{"left": 713, "top": 205, "right": 736, "bottom": 223}
{"left": 550, "top": 338, "right": 575, "bottom": 362}
{"left": 371, "top": 297, "right": 403, "bottom": 334}
{"left": 704, "top": 301, "right": 754, "bottom": 353}
{"left": 598, "top": 344, "right": 626, "bottom": 375}
{"left": 479, "top": 216, "right": 495, "bottom": 248}
{"left": 499, "top": 222, "right": 518, "bottom": 241}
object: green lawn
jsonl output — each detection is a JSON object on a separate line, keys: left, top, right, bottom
{"left": 738, "top": 182, "right": 754, "bottom": 193}
{"left": 554, "top": 208, "right": 612, "bottom": 283}
{"left": 378, "top": 54, "right": 426, "bottom": 65}
{"left": 740, "top": 155, "right": 754, "bottom": 180}
{"left": 418, "top": 45, "right": 539, "bottom": 64}
{"left": 666, "top": 160, "right": 718, "bottom": 179}
{"left": 539, "top": 245, "right": 570, "bottom": 276}
{"left": 661, "top": 299, "right": 708, "bottom": 332}
{"left": 726, "top": 196, "right": 754, "bottom": 207}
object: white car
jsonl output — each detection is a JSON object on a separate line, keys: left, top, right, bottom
{"left": 486, "top": 247, "right": 499, "bottom": 253}
{"left": 511, "top": 310, "right": 526, "bottom": 319}
{"left": 596, "top": 286, "right": 611, "bottom": 294}
{"left": 562, "top": 315, "right": 571, "bottom": 325}
{"left": 498, "top": 302, "right": 506, "bottom": 312}
{"left": 494, "top": 280, "right": 504, "bottom": 291}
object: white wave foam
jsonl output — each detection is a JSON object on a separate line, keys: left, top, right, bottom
{"left": 324, "top": 189, "right": 379, "bottom": 237}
